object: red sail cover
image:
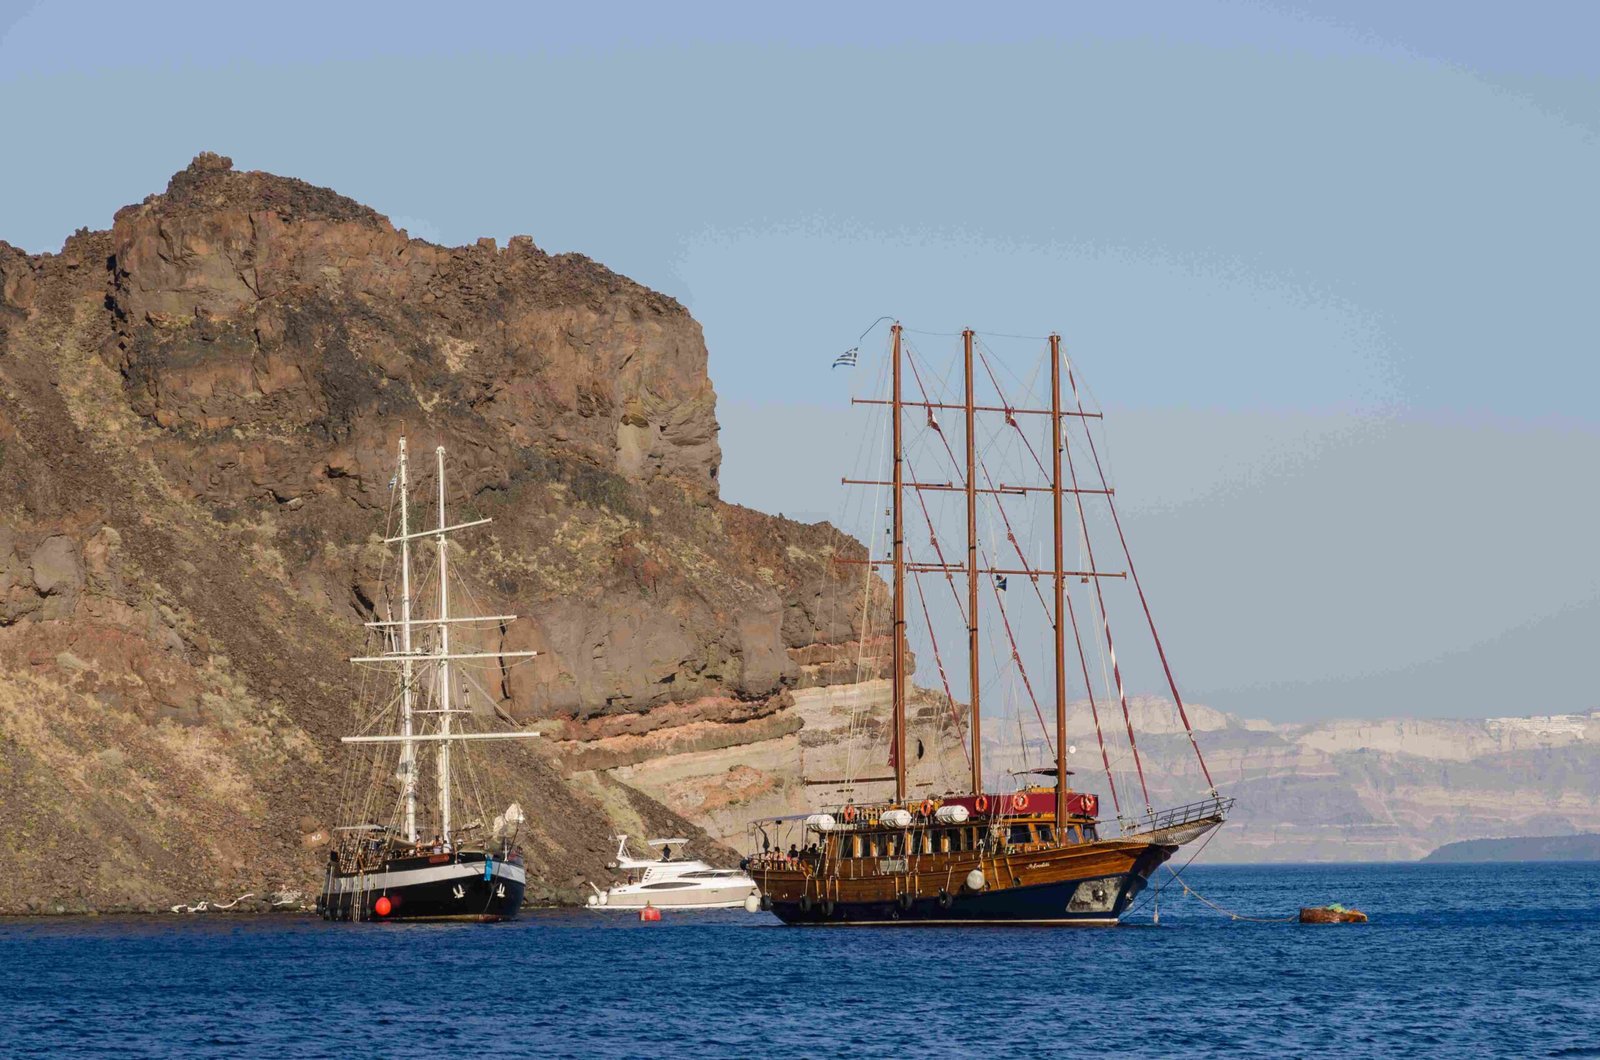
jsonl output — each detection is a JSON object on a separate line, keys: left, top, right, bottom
{"left": 942, "top": 791, "right": 1098, "bottom": 818}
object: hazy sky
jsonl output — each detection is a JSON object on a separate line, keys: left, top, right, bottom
{"left": 3, "top": 1, "right": 1596, "bottom": 722}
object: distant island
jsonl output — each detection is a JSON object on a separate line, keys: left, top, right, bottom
{"left": 1422, "top": 834, "right": 1600, "bottom": 863}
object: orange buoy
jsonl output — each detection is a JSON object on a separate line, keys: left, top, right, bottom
{"left": 920, "top": 799, "right": 936, "bottom": 817}
{"left": 374, "top": 896, "right": 392, "bottom": 917}
{"left": 974, "top": 795, "right": 990, "bottom": 813}
{"left": 843, "top": 805, "right": 858, "bottom": 823}
{"left": 639, "top": 902, "right": 661, "bottom": 922}
{"left": 1011, "top": 792, "right": 1029, "bottom": 812}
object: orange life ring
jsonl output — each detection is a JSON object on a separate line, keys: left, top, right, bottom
{"left": 842, "top": 805, "right": 858, "bottom": 823}
{"left": 1011, "top": 792, "right": 1029, "bottom": 812}
{"left": 920, "top": 799, "right": 936, "bottom": 817}
{"left": 974, "top": 795, "right": 990, "bottom": 813}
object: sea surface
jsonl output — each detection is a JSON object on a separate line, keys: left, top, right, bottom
{"left": 2, "top": 861, "right": 1597, "bottom": 1059}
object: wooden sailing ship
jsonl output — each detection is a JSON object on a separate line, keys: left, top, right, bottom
{"left": 318, "top": 438, "right": 541, "bottom": 922}
{"left": 747, "top": 325, "right": 1230, "bottom": 925}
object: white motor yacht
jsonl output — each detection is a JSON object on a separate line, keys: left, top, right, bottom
{"left": 586, "top": 836, "right": 757, "bottom": 910}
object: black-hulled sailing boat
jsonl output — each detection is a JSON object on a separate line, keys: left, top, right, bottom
{"left": 318, "top": 438, "right": 540, "bottom": 922}
{"left": 748, "top": 325, "right": 1231, "bottom": 925}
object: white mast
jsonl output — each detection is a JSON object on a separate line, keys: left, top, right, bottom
{"left": 346, "top": 440, "right": 545, "bottom": 842}
{"left": 397, "top": 438, "right": 419, "bottom": 844}
{"left": 435, "top": 445, "right": 454, "bottom": 843}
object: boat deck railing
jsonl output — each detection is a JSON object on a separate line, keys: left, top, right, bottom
{"left": 1119, "top": 795, "right": 1234, "bottom": 836}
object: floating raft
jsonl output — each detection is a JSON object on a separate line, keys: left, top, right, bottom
{"left": 1300, "top": 904, "right": 1368, "bottom": 924}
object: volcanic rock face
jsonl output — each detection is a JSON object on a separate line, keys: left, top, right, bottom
{"left": 0, "top": 154, "right": 902, "bottom": 912}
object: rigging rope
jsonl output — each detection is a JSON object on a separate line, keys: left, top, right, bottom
{"left": 908, "top": 564, "right": 970, "bottom": 765}
{"left": 904, "top": 349, "right": 1054, "bottom": 758}
{"left": 905, "top": 458, "right": 969, "bottom": 625}
{"left": 1065, "top": 585, "right": 1121, "bottom": 818}
{"left": 1056, "top": 383, "right": 1152, "bottom": 814}
{"left": 973, "top": 344, "right": 1123, "bottom": 815}
{"left": 834, "top": 338, "right": 894, "bottom": 792}
{"left": 1065, "top": 360, "right": 1217, "bottom": 795}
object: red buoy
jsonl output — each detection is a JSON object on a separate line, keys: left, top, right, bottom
{"left": 374, "top": 896, "right": 392, "bottom": 917}
{"left": 639, "top": 904, "right": 661, "bottom": 922}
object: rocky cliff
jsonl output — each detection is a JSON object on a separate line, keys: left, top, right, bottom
{"left": 0, "top": 154, "right": 940, "bottom": 913}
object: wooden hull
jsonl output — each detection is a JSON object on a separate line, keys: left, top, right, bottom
{"left": 754, "top": 839, "right": 1174, "bottom": 926}
{"left": 1300, "top": 907, "right": 1368, "bottom": 924}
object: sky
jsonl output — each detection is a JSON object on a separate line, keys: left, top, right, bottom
{"left": 2, "top": 1, "right": 1596, "bottom": 722}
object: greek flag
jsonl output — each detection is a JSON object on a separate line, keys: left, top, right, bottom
{"left": 832, "top": 347, "right": 859, "bottom": 369}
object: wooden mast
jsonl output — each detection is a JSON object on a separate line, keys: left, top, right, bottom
{"left": 963, "top": 328, "right": 981, "bottom": 796}
{"left": 891, "top": 324, "right": 907, "bottom": 803}
{"left": 1050, "top": 334, "right": 1068, "bottom": 826}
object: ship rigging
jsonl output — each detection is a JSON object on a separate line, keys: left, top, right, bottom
{"left": 747, "top": 324, "right": 1231, "bottom": 925}
{"left": 318, "top": 438, "right": 542, "bottom": 922}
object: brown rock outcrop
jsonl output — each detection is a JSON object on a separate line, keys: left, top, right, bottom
{"left": 0, "top": 154, "right": 881, "bottom": 912}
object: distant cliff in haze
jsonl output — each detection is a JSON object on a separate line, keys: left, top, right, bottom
{"left": 1422, "top": 834, "right": 1600, "bottom": 863}
{"left": 988, "top": 699, "right": 1600, "bottom": 863}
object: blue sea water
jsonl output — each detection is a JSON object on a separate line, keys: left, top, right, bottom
{"left": 2, "top": 862, "right": 1597, "bottom": 1059}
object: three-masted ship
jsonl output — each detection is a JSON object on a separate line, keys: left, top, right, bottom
{"left": 748, "top": 325, "right": 1231, "bottom": 925}
{"left": 318, "top": 438, "right": 540, "bottom": 922}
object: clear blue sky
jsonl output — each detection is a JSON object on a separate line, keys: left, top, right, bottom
{"left": 3, "top": 1, "right": 1596, "bottom": 721}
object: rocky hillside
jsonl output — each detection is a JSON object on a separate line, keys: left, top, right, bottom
{"left": 0, "top": 154, "right": 953, "bottom": 913}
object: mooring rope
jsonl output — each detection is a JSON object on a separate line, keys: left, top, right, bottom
{"left": 1130, "top": 827, "right": 1298, "bottom": 924}
{"left": 1165, "top": 876, "right": 1299, "bottom": 924}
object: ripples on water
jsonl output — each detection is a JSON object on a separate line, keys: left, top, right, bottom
{"left": 2, "top": 863, "right": 1597, "bottom": 1058}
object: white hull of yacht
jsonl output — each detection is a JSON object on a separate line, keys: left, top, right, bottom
{"left": 591, "top": 877, "right": 757, "bottom": 910}
{"left": 588, "top": 836, "right": 758, "bottom": 910}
